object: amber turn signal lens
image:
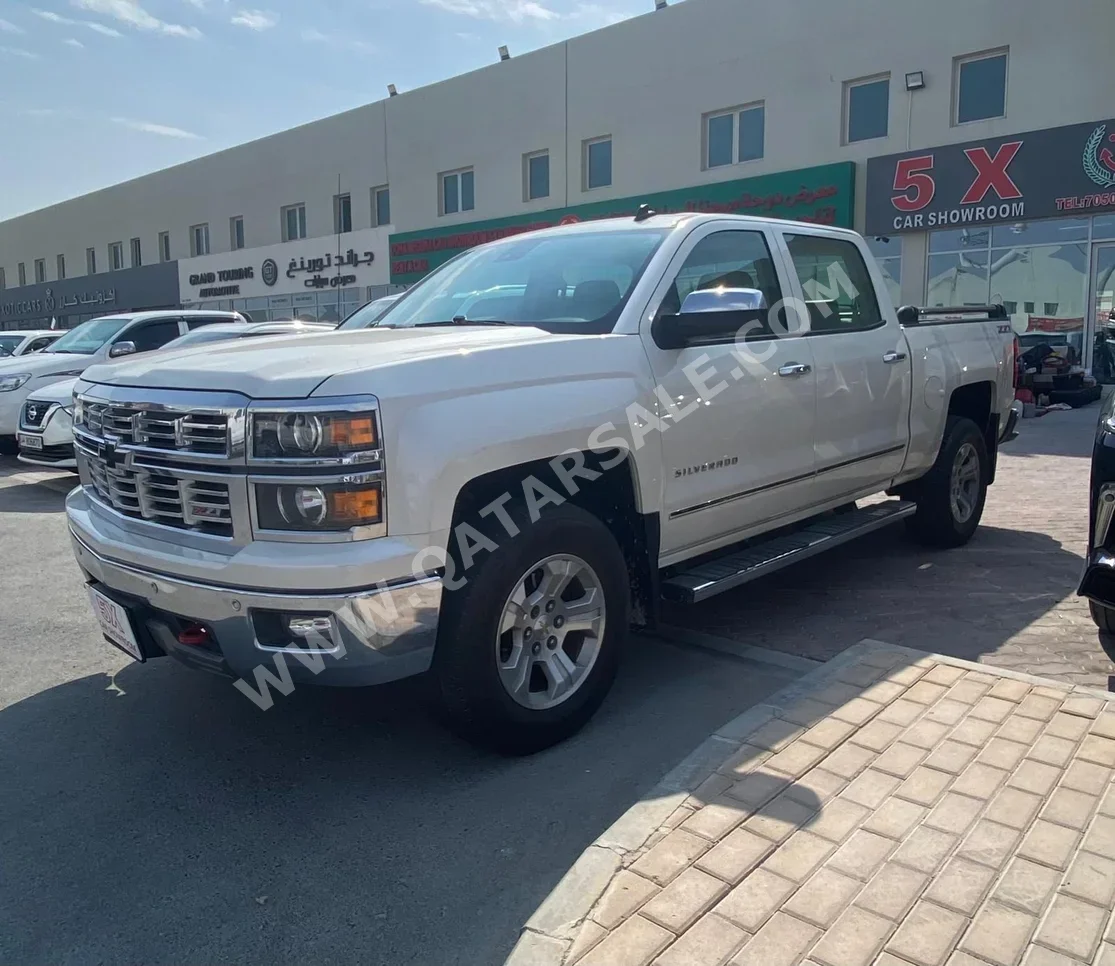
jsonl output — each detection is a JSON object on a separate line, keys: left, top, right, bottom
{"left": 328, "top": 486, "right": 381, "bottom": 525}
{"left": 326, "top": 416, "right": 377, "bottom": 449}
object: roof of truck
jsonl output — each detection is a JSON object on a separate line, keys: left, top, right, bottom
{"left": 491, "top": 211, "right": 860, "bottom": 239}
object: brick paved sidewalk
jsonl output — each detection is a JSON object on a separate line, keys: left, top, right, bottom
{"left": 509, "top": 641, "right": 1115, "bottom": 966}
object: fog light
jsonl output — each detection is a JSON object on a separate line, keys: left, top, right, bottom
{"left": 287, "top": 615, "right": 336, "bottom": 646}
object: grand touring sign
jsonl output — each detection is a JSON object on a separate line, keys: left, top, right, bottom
{"left": 389, "top": 162, "right": 856, "bottom": 285}
{"left": 865, "top": 117, "right": 1115, "bottom": 235}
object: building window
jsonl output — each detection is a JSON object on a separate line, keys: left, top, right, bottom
{"left": 230, "top": 216, "right": 245, "bottom": 250}
{"left": 17, "top": 262, "right": 26, "bottom": 286}
{"left": 844, "top": 74, "right": 890, "bottom": 143}
{"left": 525, "top": 151, "right": 550, "bottom": 201}
{"left": 190, "top": 224, "right": 210, "bottom": 257}
{"left": 281, "top": 204, "right": 307, "bottom": 241}
{"left": 0, "top": 267, "right": 5, "bottom": 289}
{"left": 130, "top": 237, "right": 141, "bottom": 267}
{"left": 705, "top": 103, "right": 765, "bottom": 169}
{"left": 34, "top": 259, "right": 46, "bottom": 284}
{"left": 56, "top": 254, "right": 65, "bottom": 280}
{"left": 372, "top": 186, "right": 390, "bottom": 227}
{"left": 86, "top": 248, "right": 96, "bottom": 275}
{"left": 584, "top": 137, "right": 612, "bottom": 190}
{"left": 108, "top": 242, "right": 124, "bottom": 272}
{"left": 955, "top": 49, "right": 1008, "bottom": 124}
{"left": 159, "top": 231, "right": 171, "bottom": 263}
{"left": 334, "top": 194, "right": 352, "bottom": 234}
{"left": 440, "top": 168, "right": 475, "bottom": 216}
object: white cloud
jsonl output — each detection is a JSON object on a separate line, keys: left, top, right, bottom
{"left": 21, "top": 107, "right": 61, "bottom": 117}
{"left": 33, "top": 7, "right": 125, "bottom": 35}
{"left": 570, "top": 1, "right": 636, "bottom": 26}
{"left": 71, "top": 0, "right": 202, "bottom": 38}
{"left": 33, "top": 8, "right": 79, "bottom": 24}
{"left": 1, "top": 45, "right": 39, "bottom": 58}
{"left": 86, "top": 21, "right": 122, "bottom": 35}
{"left": 0, "top": 17, "right": 25, "bottom": 33}
{"left": 419, "top": 0, "right": 558, "bottom": 22}
{"left": 230, "top": 8, "right": 276, "bottom": 30}
{"left": 300, "top": 27, "right": 374, "bottom": 52}
{"left": 63, "top": 36, "right": 85, "bottom": 46}
{"left": 111, "top": 116, "right": 202, "bottom": 139}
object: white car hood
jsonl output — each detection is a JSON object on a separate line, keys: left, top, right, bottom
{"left": 0, "top": 352, "right": 91, "bottom": 380}
{"left": 25, "top": 375, "right": 79, "bottom": 407}
{"left": 80, "top": 327, "right": 563, "bottom": 398}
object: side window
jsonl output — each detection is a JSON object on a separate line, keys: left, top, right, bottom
{"left": 26, "top": 337, "right": 53, "bottom": 352}
{"left": 784, "top": 234, "right": 883, "bottom": 334}
{"left": 126, "top": 319, "right": 182, "bottom": 353}
{"left": 187, "top": 317, "right": 233, "bottom": 330}
{"left": 656, "top": 230, "right": 783, "bottom": 338}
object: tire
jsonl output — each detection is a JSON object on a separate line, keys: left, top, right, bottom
{"left": 433, "top": 502, "right": 629, "bottom": 755}
{"left": 905, "top": 416, "right": 989, "bottom": 548}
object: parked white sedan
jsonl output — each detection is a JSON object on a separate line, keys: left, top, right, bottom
{"left": 0, "top": 330, "right": 62, "bottom": 358}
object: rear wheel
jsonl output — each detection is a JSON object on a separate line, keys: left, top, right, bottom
{"left": 906, "top": 416, "right": 988, "bottom": 548}
{"left": 433, "top": 503, "right": 629, "bottom": 755}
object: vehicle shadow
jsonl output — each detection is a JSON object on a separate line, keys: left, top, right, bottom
{"left": 0, "top": 478, "right": 72, "bottom": 513}
{"left": 0, "top": 635, "right": 801, "bottom": 966}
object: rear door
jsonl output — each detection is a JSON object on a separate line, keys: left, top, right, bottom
{"left": 777, "top": 230, "right": 911, "bottom": 502}
{"left": 641, "top": 222, "right": 818, "bottom": 563}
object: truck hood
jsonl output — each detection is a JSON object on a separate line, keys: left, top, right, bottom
{"left": 80, "top": 326, "right": 569, "bottom": 398}
{"left": 0, "top": 352, "right": 91, "bottom": 381}
{"left": 25, "top": 375, "right": 79, "bottom": 407}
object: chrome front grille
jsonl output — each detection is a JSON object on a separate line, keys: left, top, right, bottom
{"left": 82, "top": 401, "right": 230, "bottom": 457}
{"left": 84, "top": 451, "right": 234, "bottom": 536}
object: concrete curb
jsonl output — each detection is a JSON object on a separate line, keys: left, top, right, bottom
{"left": 503, "top": 638, "right": 1115, "bottom": 965}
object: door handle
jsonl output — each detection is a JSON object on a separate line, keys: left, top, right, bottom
{"left": 777, "top": 363, "right": 812, "bottom": 377}
{"left": 883, "top": 350, "right": 908, "bottom": 364}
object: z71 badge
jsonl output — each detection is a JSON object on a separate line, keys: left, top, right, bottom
{"left": 675, "top": 457, "right": 739, "bottom": 478}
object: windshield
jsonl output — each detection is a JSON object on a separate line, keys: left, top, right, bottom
{"left": 0, "top": 335, "right": 23, "bottom": 357}
{"left": 376, "top": 228, "right": 668, "bottom": 334}
{"left": 163, "top": 328, "right": 246, "bottom": 350}
{"left": 337, "top": 296, "right": 401, "bottom": 330}
{"left": 47, "top": 316, "right": 133, "bottom": 354}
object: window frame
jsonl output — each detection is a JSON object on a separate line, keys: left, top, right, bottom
{"left": 17, "top": 262, "right": 26, "bottom": 287}
{"left": 56, "top": 254, "right": 65, "bottom": 280}
{"left": 781, "top": 231, "right": 886, "bottom": 336}
{"left": 123, "top": 317, "right": 185, "bottom": 353}
{"left": 34, "top": 258, "right": 46, "bottom": 284}
{"left": 159, "top": 231, "right": 171, "bottom": 263}
{"left": 584, "top": 136, "right": 613, "bottom": 191}
{"left": 524, "top": 150, "right": 550, "bottom": 202}
{"left": 333, "top": 193, "right": 352, "bottom": 234}
{"left": 230, "top": 216, "right": 245, "bottom": 251}
{"left": 439, "top": 167, "right": 475, "bottom": 216}
{"left": 953, "top": 48, "right": 1009, "bottom": 125}
{"left": 0, "top": 267, "right": 5, "bottom": 289}
{"left": 128, "top": 237, "right": 141, "bottom": 268}
{"left": 190, "top": 224, "right": 210, "bottom": 257}
{"left": 703, "top": 101, "right": 766, "bottom": 170}
{"left": 281, "top": 204, "right": 307, "bottom": 242}
{"left": 108, "top": 241, "right": 124, "bottom": 272}
{"left": 372, "top": 185, "right": 390, "bottom": 227}
{"left": 86, "top": 248, "right": 96, "bottom": 275}
{"left": 843, "top": 73, "right": 891, "bottom": 145}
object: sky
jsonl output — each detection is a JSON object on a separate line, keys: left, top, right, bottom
{"left": 0, "top": 0, "right": 640, "bottom": 222}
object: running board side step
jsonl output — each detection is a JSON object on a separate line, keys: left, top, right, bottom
{"left": 661, "top": 500, "right": 917, "bottom": 604}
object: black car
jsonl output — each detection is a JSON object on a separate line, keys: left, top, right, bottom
{"left": 1079, "top": 392, "right": 1115, "bottom": 651}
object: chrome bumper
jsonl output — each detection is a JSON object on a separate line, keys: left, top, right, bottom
{"left": 71, "top": 529, "right": 442, "bottom": 687}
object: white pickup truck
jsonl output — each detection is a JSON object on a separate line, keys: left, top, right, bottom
{"left": 65, "top": 213, "right": 1015, "bottom": 752}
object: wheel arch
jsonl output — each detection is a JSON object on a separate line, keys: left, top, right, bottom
{"left": 948, "top": 380, "right": 998, "bottom": 483}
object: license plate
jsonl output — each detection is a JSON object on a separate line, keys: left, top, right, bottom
{"left": 17, "top": 433, "right": 42, "bottom": 451}
{"left": 87, "top": 586, "right": 143, "bottom": 662}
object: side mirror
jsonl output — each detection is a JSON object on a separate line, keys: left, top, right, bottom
{"left": 652, "top": 288, "right": 768, "bottom": 350}
{"left": 109, "top": 341, "right": 137, "bottom": 358}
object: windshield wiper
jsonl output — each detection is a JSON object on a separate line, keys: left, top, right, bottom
{"left": 413, "top": 316, "right": 517, "bottom": 328}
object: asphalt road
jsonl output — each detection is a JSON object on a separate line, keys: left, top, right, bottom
{"left": 0, "top": 457, "right": 802, "bottom": 966}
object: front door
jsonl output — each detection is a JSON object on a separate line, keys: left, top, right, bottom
{"left": 1091, "top": 244, "right": 1115, "bottom": 383}
{"left": 640, "top": 222, "right": 817, "bottom": 565}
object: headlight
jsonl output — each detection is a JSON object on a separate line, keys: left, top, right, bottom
{"left": 0, "top": 373, "right": 31, "bottom": 392}
{"left": 251, "top": 410, "right": 379, "bottom": 462}
{"left": 256, "top": 479, "right": 383, "bottom": 532}
{"left": 72, "top": 394, "right": 84, "bottom": 425}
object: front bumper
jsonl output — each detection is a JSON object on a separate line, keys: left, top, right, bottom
{"left": 18, "top": 406, "right": 76, "bottom": 467}
{"left": 70, "top": 525, "right": 443, "bottom": 688}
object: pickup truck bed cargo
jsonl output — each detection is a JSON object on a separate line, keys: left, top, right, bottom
{"left": 65, "top": 212, "right": 1015, "bottom": 752}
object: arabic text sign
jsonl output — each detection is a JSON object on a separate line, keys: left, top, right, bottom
{"left": 865, "top": 117, "right": 1115, "bottom": 235}
{"left": 388, "top": 162, "right": 856, "bottom": 284}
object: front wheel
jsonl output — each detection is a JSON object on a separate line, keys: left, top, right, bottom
{"left": 906, "top": 416, "right": 989, "bottom": 548}
{"left": 433, "top": 503, "right": 629, "bottom": 755}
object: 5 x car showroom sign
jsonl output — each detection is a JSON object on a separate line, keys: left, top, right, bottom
{"left": 865, "top": 117, "right": 1115, "bottom": 235}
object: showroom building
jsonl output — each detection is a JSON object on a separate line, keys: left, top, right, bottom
{"left": 0, "top": 0, "right": 1112, "bottom": 349}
